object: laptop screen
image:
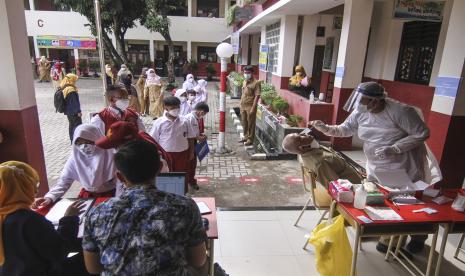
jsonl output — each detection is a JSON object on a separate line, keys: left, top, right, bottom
{"left": 155, "top": 172, "right": 186, "bottom": 195}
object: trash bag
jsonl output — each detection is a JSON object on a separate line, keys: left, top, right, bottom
{"left": 308, "top": 215, "right": 355, "bottom": 276}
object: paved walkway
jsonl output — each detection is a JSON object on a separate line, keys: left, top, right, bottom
{"left": 35, "top": 78, "right": 306, "bottom": 207}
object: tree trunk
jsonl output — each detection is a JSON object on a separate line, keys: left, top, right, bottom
{"left": 113, "top": 16, "right": 131, "bottom": 67}
{"left": 162, "top": 32, "right": 175, "bottom": 83}
{"left": 101, "top": 31, "right": 123, "bottom": 65}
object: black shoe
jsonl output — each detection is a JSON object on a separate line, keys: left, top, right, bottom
{"left": 406, "top": 240, "right": 425, "bottom": 254}
{"left": 238, "top": 138, "right": 247, "bottom": 143}
{"left": 214, "top": 263, "right": 229, "bottom": 276}
{"left": 376, "top": 242, "right": 413, "bottom": 260}
{"left": 189, "top": 183, "right": 200, "bottom": 191}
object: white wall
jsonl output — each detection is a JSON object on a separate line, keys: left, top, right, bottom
{"left": 240, "top": 34, "right": 249, "bottom": 65}
{"left": 250, "top": 33, "right": 260, "bottom": 65}
{"left": 277, "top": 15, "right": 298, "bottom": 77}
{"left": 25, "top": 10, "right": 231, "bottom": 43}
{"left": 299, "top": 15, "right": 318, "bottom": 75}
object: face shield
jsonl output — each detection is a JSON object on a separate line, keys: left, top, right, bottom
{"left": 343, "top": 82, "right": 387, "bottom": 112}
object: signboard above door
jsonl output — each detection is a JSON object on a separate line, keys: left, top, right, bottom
{"left": 393, "top": 0, "right": 445, "bottom": 22}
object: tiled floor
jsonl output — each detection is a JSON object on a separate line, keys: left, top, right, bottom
{"left": 213, "top": 210, "right": 465, "bottom": 276}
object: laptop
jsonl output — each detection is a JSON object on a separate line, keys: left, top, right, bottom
{"left": 155, "top": 172, "right": 186, "bottom": 195}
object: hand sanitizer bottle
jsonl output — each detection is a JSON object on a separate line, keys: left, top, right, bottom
{"left": 309, "top": 91, "right": 315, "bottom": 103}
{"left": 354, "top": 184, "right": 367, "bottom": 209}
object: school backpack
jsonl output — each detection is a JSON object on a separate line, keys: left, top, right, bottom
{"left": 54, "top": 85, "right": 72, "bottom": 113}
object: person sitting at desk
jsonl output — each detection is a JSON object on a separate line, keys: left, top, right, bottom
{"left": 33, "top": 124, "right": 118, "bottom": 209}
{"left": 82, "top": 140, "right": 207, "bottom": 275}
{"left": 282, "top": 133, "right": 363, "bottom": 188}
{"left": 0, "top": 161, "right": 88, "bottom": 276}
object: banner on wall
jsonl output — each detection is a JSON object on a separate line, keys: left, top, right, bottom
{"left": 393, "top": 0, "right": 445, "bottom": 22}
{"left": 36, "top": 35, "right": 97, "bottom": 49}
{"left": 231, "top": 32, "right": 240, "bottom": 55}
{"left": 258, "top": 44, "right": 268, "bottom": 71}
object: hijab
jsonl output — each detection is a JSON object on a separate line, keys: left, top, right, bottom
{"left": 63, "top": 124, "right": 116, "bottom": 189}
{"left": 194, "top": 79, "right": 208, "bottom": 102}
{"left": 39, "top": 56, "right": 46, "bottom": 63}
{"left": 289, "top": 65, "right": 307, "bottom": 86}
{"left": 0, "top": 161, "right": 39, "bottom": 265}
{"left": 60, "top": 74, "right": 79, "bottom": 98}
{"left": 117, "top": 64, "right": 129, "bottom": 77}
{"left": 145, "top": 69, "right": 161, "bottom": 86}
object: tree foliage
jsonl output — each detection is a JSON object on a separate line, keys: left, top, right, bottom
{"left": 54, "top": 0, "right": 147, "bottom": 67}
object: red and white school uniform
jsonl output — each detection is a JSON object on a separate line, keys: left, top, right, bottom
{"left": 149, "top": 113, "right": 196, "bottom": 191}
{"left": 183, "top": 111, "right": 202, "bottom": 186}
{"left": 91, "top": 106, "right": 145, "bottom": 135}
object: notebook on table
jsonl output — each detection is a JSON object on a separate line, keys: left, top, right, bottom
{"left": 45, "top": 198, "right": 95, "bottom": 226}
{"left": 156, "top": 172, "right": 186, "bottom": 195}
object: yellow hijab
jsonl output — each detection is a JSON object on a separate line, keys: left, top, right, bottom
{"left": 0, "top": 161, "right": 39, "bottom": 265}
{"left": 289, "top": 65, "right": 307, "bottom": 86}
{"left": 60, "top": 73, "right": 79, "bottom": 98}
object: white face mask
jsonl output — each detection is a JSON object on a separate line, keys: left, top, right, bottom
{"left": 310, "top": 139, "right": 320, "bottom": 149}
{"left": 188, "top": 95, "right": 196, "bottom": 101}
{"left": 78, "top": 143, "right": 96, "bottom": 156}
{"left": 179, "top": 96, "right": 187, "bottom": 103}
{"left": 244, "top": 73, "right": 252, "bottom": 80}
{"left": 296, "top": 72, "right": 302, "bottom": 76}
{"left": 188, "top": 78, "right": 194, "bottom": 83}
{"left": 355, "top": 103, "right": 369, "bottom": 113}
{"left": 167, "top": 108, "right": 180, "bottom": 117}
{"left": 115, "top": 99, "right": 130, "bottom": 111}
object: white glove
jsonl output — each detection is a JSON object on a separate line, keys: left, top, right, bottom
{"left": 310, "top": 120, "right": 329, "bottom": 133}
{"left": 374, "top": 146, "right": 400, "bottom": 159}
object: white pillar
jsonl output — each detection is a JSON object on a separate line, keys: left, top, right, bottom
{"left": 28, "top": 0, "right": 34, "bottom": 10}
{"left": 73, "top": 48, "right": 79, "bottom": 59}
{"left": 188, "top": 0, "right": 192, "bottom": 17}
{"left": 430, "top": 0, "right": 465, "bottom": 117}
{"left": 299, "top": 15, "right": 319, "bottom": 76}
{"left": 33, "top": 36, "right": 40, "bottom": 59}
{"left": 187, "top": 40, "right": 192, "bottom": 61}
{"left": 149, "top": 39, "right": 155, "bottom": 64}
{"left": 240, "top": 34, "right": 249, "bottom": 65}
{"left": 334, "top": 0, "right": 374, "bottom": 89}
{"left": 277, "top": 15, "right": 298, "bottom": 77}
{"left": 0, "top": 0, "right": 48, "bottom": 193}
{"left": 250, "top": 34, "right": 260, "bottom": 65}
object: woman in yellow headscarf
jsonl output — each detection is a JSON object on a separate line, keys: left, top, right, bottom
{"left": 0, "top": 161, "right": 86, "bottom": 275}
{"left": 60, "top": 74, "right": 83, "bottom": 143}
{"left": 288, "top": 65, "right": 313, "bottom": 98}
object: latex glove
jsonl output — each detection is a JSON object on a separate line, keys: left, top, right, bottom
{"left": 374, "top": 146, "right": 400, "bottom": 159}
{"left": 309, "top": 120, "right": 329, "bottom": 133}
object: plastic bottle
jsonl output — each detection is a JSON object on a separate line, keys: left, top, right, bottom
{"left": 319, "top": 92, "right": 325, "bottom": 102}
{"left": 354, "top": 185, "right": 367, "bottom": 209}
{"left": 309, "top": 91, "right": 315, "bottom": 103}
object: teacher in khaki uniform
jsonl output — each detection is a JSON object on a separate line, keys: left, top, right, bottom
{"left": 239, "top": 66, "right": 261, "bottom": 146}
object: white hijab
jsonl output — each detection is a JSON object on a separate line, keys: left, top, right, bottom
{"left": 194, "top": 79, "right": 208, "bottom": 102}
{"left": 65, "top": 124, "right": 116, "bottom": 187}
{"left": 145, "top": 69, "right": 161, "bottom": 86}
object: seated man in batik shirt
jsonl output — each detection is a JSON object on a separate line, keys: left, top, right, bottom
{"left": 82, "top": 140, "right": 207, "bottom": 276}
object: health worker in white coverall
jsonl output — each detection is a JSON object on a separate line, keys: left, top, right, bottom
{"left": 310, "top": 81, "right": 441, "bottom": 255}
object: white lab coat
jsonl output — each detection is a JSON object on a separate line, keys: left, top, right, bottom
{"left": 324, "top": 98, "right": 441, "bottom": 184}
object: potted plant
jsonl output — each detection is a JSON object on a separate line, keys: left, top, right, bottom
{"left": 189, "top": 59, "right": 199, "bottom": 75}
{"left": 271, "top": 96, "right": 289, "bottom": 115}
{"left": 205, "top": 63, "right": 217, "bottom": 81}
{"left": 260, "top": 83, "right": 277, "bottom": 107}
{"left": 89, "top": 60, "right": 100, "bottom": 77}
{"left": 77, "top": 60, "right": 88, "bottom": 77}
{"left": 287, "top": 114, "right": 303, "bottom": 127}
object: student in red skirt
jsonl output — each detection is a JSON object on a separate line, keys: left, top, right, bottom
{"left": 149, "top": 96, "right": 196, "bottom": 192}
{"left": 33, "top": 124, "right": 117, "bottom": 209}
{"left": 183, "top": 102, "right": 209, "bottom": 190}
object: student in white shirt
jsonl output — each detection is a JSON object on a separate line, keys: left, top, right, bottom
{"left": 182, "top": 73, "right": 197, "bottom": 91}
{"left": 90, "top": 85, "right": 145, "bottom": 135}
{"left": 186, "top": 89, "right": 198, "bottom": 111}
{"left": 32, "top": 124, "right": 118, "bottom": 208}
{"left": 194, "top": 79, "right": 208, "bottom": 103}
{"left": 183, "top": 102, "right": 209, "bottom": 191}
{"left": 174, "top": 88, "right": 192, "bottom": 116}
{"left": 149, "top": 96, "right": 196, "bottom": 192}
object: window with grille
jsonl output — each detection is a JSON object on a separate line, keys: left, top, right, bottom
{"left": 395, "top": 21, "right": 441, "bottom": 85}
{"left": 265, "top": 21, "right": 281, "bottom": 74}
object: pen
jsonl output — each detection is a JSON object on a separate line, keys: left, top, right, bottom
{"left": 392, "top": 201, "right": 400, "bottom": 210}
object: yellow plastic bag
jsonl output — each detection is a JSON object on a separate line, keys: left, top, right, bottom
{"left": 308, "top": 215, "right": 355, "bottom": 276}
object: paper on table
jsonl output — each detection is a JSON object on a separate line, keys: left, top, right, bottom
{"left": 375, "top": 169, "right": 434, "bottom": 194}
{"left": 45, "top": 198, "right": 94, "bottom": 225}
{"left": 196, "top": 201, "right": 212, "bottom": 214}
{"left": 364, "top": 206, "right": 403, "bottom": 221}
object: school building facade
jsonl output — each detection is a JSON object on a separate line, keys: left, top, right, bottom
{"left": 231, "top": 0, "right": 465, "bottom": 188}
{"left": 23, "top": 0, "right": 234, "bottom": 76}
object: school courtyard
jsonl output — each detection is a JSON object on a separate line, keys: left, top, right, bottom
{"left": 35, "top": 78, "right": 308, "bottom": 208}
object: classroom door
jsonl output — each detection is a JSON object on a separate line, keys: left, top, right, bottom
{"left": 311, "top": 45, "right": 325, "bottom": 93}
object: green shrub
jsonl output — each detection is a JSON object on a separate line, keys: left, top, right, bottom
{"left": 287, "top": 115, "right": 303, "bottom": 127}
{"left": 271, "top": 96, "right": 289, "bottom": 114}
{"left": 261, "top": 83, "right": 277, "bottom": 106}
{"left": 228, "top": 71, "right": 244, "bottom": 86}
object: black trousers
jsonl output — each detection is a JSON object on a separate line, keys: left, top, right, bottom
{"left": 67, "top": 114, "right": 82, "bottom": 142}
